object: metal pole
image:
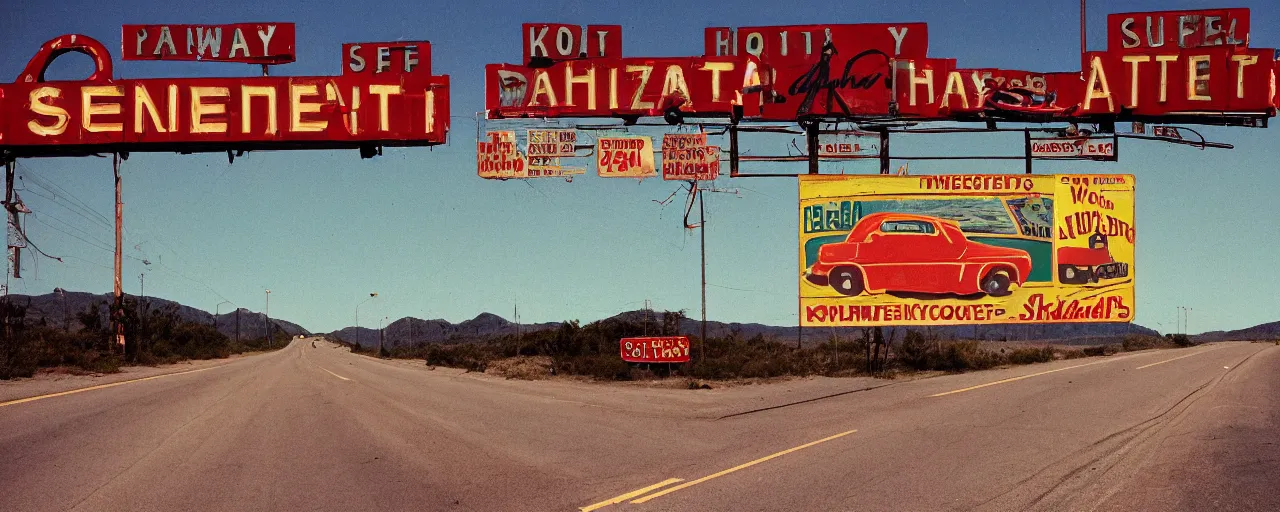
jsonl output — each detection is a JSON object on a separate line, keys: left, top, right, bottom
{"left": 805, "top": 122, "right": 820, "bottom": 175}
{"left": 729, "top": 124, "right": 740, "bottom": 178}
{"left": 4, "top": 159, "right": 19, "bottom": 279}
{"left": 113, "top": 153, "right": 125, "bottom": 352}
{"left": 1080, "top": 0, "right": 1087, "bottom": 55}
{"left": 265, "top": 289, "right": 271, "bottom": 345}
{"left": 699, "top": 183, "right": 707, "bottom": 364}
{"left": 1024, "top": 130, "right": 1034, "bottom": 174}
{"left": 879, "top": 130, "right": 891, "bottom": 174}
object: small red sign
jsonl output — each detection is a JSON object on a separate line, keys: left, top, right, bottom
{"left": 342, "top": 41, "right": 432, "bottom": 77}
{"left": 620, "top": 336, "right": 691, "bottom": 363}
{"left": 121, "top": 23, "right": 296, "bottom": 64}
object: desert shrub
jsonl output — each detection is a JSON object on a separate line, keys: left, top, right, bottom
{"left": 1007, "top": 347, "right": 1055, "bottom": 365}
{"left": 425, "top": 343, "right": 494, "bottom": 372}
{"left": 1166, "top": 334, "right": 1195, "bottom": 347}
{"left": 1082, "top": 344, "right": 1122, "bottom": 357}
{"left": 1122, "top": 335, "right": 1172, "bottom": 351}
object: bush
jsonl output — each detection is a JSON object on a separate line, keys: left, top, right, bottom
{"left": 1122, "top": 335, "right": 1171, "bottom": 352}
{"left": 1082, "top": 344, "right": 1122, "bottom": 357}
{"left": 425, "top": 343, "right": 493, "bottom": 372}
{"left": 1007, "top": 347, "right": 1055, "bottom": 365}
{"left": 1166, "top": 334, "right": 1195, "bottom": 347}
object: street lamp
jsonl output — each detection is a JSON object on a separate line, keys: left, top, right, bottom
{"left": 265, "top": 289, "right": 271, "bottom": 345}
{"left": 379, "top": 316, "right": 389, "bottom": 356}
{"left": 215, "top": 300, "right": 233, "bottom": 330}
{"left": 355, "top": 292, "right": 378, "bottom": 349}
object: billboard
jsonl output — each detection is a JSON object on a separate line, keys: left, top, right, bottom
{"left": 122, "top": 23, "right": 297, "bottom": 64}
{"left": 1, "top": 34, "right": 450, "bottom": 158}
{"left": 799, "top": 174, "right": 1135, "bottom": 327}
{"left": 486, "top": 8, "right": 1277, "bottom": 126}
{"left": 596, "top": 136, "right": 656, "bottom": 178}
{"left": 620, "top": 336, "right": 691, "bottom": 363}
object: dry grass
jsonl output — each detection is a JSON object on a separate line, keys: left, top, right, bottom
{"left": 485, "top": 356, "right": 554, "bottom": 380}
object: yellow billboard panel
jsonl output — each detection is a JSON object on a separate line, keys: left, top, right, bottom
{"left": 799, "top": 174, "right": 1135, "bottom": 327}
{"left": 596, "top": 136, "right": 656, "bottom": 178}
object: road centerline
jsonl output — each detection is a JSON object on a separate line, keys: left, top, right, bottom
{"left": 930, "top": 356, "right": 1130, "bottom": 397}
{"left": 1135, "top": 346, "right": 1224, "bottom": 370}
{"left": 319, "top": 367, "right": 353, "bottom": 381}
{"left": 628, "top": 429, "right": 858, "bottom": 505}
{"left": 580, "top": 478, "right": 683, "bottom": 512}
{"left": 0, "top": 366, "right": 218, "bottom": 408}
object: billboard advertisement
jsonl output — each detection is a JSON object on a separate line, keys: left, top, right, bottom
{"left": 487, "top": 8, "right": 1277, "bottom": 127}
{"left": 1, "top": 34, "right": 450, "bottom": 158}
{"left": 620, "top": 336, "right": 691, "bottom": 363}
{"left": 799, "top": 174, "right": 1135, "bottom": 327}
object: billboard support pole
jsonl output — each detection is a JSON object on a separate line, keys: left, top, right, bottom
{"left": 698, "top": 182, "right": 707, "bottom": 363}
{"left": 1024, "top": 130, "right": 1034, "bottom": 174}
{"left": 729, "top": 124, "right": 740, "bottom": 178}
{"left": 4, "top": 158, "right": 18, "bottom": 279}
{"left": 878, "top": 130, "right": 891, "bottom": 174}
{"left": 112, "top": 153, "right": 125, "bottom": 353}
{"left": 806, "top": 122, "right": 820, "bottom": 174}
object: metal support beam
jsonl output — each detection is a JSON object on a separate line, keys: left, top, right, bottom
{"left": 879, "top": 130, "right": 891, "bottom": 174}
{"left": 805, "top": 122, "right": 820, "bottom": 174}
{"left": 1024, "top": 130, "right": 1034, "bottom": 174}
{"left": 729, "top": 124, "right": 740, "bottom": 178}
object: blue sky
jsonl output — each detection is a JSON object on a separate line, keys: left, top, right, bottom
{"left": 1, "top": 0, "right": 1276, "bottom": 334}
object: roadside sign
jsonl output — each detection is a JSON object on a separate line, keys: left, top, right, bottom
{"left": 620, "top": 336, "right": 691, "bottom": 363}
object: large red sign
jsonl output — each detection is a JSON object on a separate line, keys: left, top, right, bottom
{"left": 122, "top": 23, "right": 296, "bottom": 64}
{"left": 486, "top": 8, "right": 1277, "bottom": 126}
{"left": 620, "top": 336, "right": 691, "bottom": 363}
{"left": 486, "top": 56, "right": 760, "bottom": 119}
{"left": 0, "top": 34, "right": 450, "bottom": 158}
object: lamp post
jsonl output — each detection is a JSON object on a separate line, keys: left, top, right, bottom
{"left": 215, "top": 300, "right": 233, "bottom": 331}
{"left": 379, "top": 316, "right": 389, "bottom": 356}
{"left": 265, "top": 289, "right": 271, "bottom": 345}
{"left": 355, "top": 292, "right": 378, "bottom": 349}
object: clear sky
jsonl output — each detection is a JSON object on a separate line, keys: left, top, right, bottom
{"left": 1, "top": 0, "right": 1276, "bottom": 335}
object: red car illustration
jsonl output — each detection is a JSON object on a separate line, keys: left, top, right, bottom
{"left": 806, "top": 213, "right": 1033, "bottom": 297}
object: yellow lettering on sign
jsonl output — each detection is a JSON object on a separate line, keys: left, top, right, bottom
{"left": 1082, "top": 56, "right": 1115, "bottom": 112}
{"left": 82, "top": 85, "right": 125, "bottom": 133}
{"left": 134, "top": 84, "right": 168, "bottom": 133}
{"left": 368, "top": 84, "right": 401, "bottom": 132}
{"left": 27, "top": 87, "right": 70, "bottom": 136}
{"left": 289, "top": 84, "right": 326, "bottom": 133}
{"left": 1121, "top": 55, "right": 1150, "bottom": 108}
{"left": 564, "top": 66, "right": 596, "bottom": 110}
{"left": 241, "top": 85, "right": 278, "bottom": 135}
{"left": 699, "top": 62, "right": 735, "bottom": 103}
{"left": 190, "top": 86, "right": 229, "bottom": 134}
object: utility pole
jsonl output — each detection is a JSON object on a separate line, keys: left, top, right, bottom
{"left": 514, "top": 302, "right": 521, "bottom": 346}
{"left": 112, "top": 153, "right": 125, "bottom": 352}
{"left": 698, "top": 183, "right": 707, "bottom": 363}
{"left": 4, "top": 159, "right": 20, "bottom": 279}
{"left": 356, "top": 292, "right": 377, "bottom": 349}
{"left": 264, "top": 289, "right": 271, "bottom": 345}
{"left": 235, "top": 308, "right": 241, "bottom": 343}
{"left": 138, "top": 273, "right": 145, "bottom": 317}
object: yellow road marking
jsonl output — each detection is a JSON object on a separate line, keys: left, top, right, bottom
{"left": 580, "top": 478, "right": 683, "bottom": 512}
{"left": 629, "top": 429, "right": 857, "bottom": 505}
{"left": 320, "top": 367, "right": 352, "bottom": 381}
{"left": 930, "top": 358, "right": 1121, "bottom": 397}
{"left": 0, "top": 367, "right": 217, "bottom": 408}
{"left": 1136, "top": 347, "right": 1222, "bottom": 370}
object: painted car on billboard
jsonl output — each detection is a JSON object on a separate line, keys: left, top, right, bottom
{"left": 799, "top": 174, "right": 1135, "bottom": 327}
{"left": 806, "top": 212, "right": 1032, "bottom": 298}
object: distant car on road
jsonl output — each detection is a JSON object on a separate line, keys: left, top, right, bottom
{"left": 806, "top": 212, "right": 1033, "bottom": 297}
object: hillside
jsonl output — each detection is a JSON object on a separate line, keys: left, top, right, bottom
{"left": 1195, "top": 322, "right": 1280, "bottom": 342}
{"left": 2, "top": 291, "right": 310, "bottom": 339}
{"left": 327, "top": 309, "right": 1162, "bottom": 348}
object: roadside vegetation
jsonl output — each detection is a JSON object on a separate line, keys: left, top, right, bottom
{"left": 336, "top": 311, "right": 1198, "bottom": 382}
{"left": 0, "top": 297, "right": 290, "bottom": 379}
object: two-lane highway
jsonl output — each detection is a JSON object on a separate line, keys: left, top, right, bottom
{"left": 1, "top": 339, "right": 1275, "bottom": 511}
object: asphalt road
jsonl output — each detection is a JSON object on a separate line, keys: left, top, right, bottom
{"left": 1, "top": 339, "right": 1275, "bottom": 512}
